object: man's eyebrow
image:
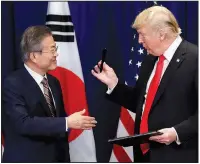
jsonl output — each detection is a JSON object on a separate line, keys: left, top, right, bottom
{"left": 50, "top": 44, "right": 56, "bottom": 48}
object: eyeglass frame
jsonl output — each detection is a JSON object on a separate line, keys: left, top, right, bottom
{"left": 33, "top": 46, "right": 58, "bottom": 55}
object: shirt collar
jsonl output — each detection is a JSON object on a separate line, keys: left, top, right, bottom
{"left": 24, "top": 64, "right": 47, "bottom": 85}
{"left": 163, "top": 35, "right": 182, "bottom": 62}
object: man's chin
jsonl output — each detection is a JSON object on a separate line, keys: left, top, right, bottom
{"left": 49, "top": 64, "right": 57, "bottom": 71}
{"left": 147, "top": 49, "right": 154, "bottom": 55}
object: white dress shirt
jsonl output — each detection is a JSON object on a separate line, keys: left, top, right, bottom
{"left": 107, "top": 35, "right": 182, "bottom": 144}
{"left": 24, "top": 64, "right": 68, "bottom": 131}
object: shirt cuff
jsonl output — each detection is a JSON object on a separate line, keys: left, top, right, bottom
{"left": 172, "top": 127, "right": 181, "bottom": 145}
{"left": 106, "top": 85, "right": 116, "bottom": 94}
{"left": 66, "top": 117, "right": 68, "bottom": 131}
{"left": 106, "top": 82, "right": 118, "bottom": 94}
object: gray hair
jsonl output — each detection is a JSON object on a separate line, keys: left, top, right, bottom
{"left": 20, "top": 25, "right": 52, "bottom": 62}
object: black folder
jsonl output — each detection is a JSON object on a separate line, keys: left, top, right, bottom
{"left": 108, "top": 131, "right": 163, "bottom": 147}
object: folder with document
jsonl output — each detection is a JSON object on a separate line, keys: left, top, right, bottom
{"left": 108, "top": 131, "right": 163, "bottom": 147}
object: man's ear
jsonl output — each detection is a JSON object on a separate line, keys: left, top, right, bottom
{"left": 29, "top": 52, "right": 37, "bottom": 63}
{"left": 159, "top": 29, "right": 166, "bottom": 41}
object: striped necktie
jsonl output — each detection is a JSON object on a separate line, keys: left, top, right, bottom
{"left": 41, "top": 77, "right": 56, "bottom": 117}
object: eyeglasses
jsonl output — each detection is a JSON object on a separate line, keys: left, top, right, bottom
{"left": 35, "top": 46, "right": 58, "bottom": 55}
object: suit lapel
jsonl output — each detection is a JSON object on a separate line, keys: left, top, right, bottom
{"left": 22, "top": 68, "right": 54, "bottom": 117}
{"left": 151, "top": 40, "right": 187, "bottom": 108}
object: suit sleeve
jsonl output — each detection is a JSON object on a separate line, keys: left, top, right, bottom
{"left": 3, "top": 77, "right": 66, "bottom": 136}
{"left": 106, "top": 83, "right": 138, "bottom": 113}
{"left": 174, "top": 57, "right": 198, "bottom": 143}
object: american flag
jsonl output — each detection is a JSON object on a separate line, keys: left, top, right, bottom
{"left": 127, "top": 29, "right": 147, "bottom": 86}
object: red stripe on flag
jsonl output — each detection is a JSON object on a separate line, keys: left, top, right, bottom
{"left": 113, "top": 144, "right": 132, "bottom": 162}
{"left": 120, "top": 107, "right": 134, "bottom": 135}
{"left": 2, "top": 134, "right": 4, "bottom": 146}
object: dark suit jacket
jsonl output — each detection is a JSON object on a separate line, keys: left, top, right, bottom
{"left": 107, "top": 40, "right": 198, "bottom": 162}
{"left": 2, "top": 67, "right": 70, "bottom": 162}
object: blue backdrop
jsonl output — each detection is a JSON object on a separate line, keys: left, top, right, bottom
{"left": 2, "top": 1, "right": 198, "bottom": 162}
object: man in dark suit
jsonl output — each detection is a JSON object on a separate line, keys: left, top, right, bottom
{"left": 2, "top": 25, "right": 97, "bottom": 162}
{"left": 92, "top": 6, "right": 198, "bottom": 162}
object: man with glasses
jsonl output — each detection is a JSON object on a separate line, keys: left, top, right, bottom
{"left": 2, "top": 25, "right": 97, "bottom": 162}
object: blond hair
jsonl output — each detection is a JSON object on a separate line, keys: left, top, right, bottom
{"left": 132, "top": 6, "right": 181, "bottom": 37}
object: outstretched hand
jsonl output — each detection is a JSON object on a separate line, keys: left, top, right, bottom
{"left": 67, "top": 109, "right": 97, "bottom": 130}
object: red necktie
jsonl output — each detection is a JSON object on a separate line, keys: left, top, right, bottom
{"left": 140, "top": 55, "right": 165, "bottom": 154}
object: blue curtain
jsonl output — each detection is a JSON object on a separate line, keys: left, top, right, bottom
{"left": 2, "top": 1, "right": 198, "bottom": 162}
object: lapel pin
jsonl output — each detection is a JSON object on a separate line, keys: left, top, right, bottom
{"left": 176, "top": 59, "right": 180, "bottom": 62}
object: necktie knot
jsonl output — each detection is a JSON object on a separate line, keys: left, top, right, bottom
{"left": 41, "top": 77, "right": 48, "bottom": 86}
{"left": 159, "top": 55, "right": 165, "bottom": 63}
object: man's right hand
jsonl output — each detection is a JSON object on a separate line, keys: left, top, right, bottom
{"left": 66, "top": 109, "right": 97, "bottom": 130}
{"left": 91, "top": 61, "right": 118, "bottom": 89}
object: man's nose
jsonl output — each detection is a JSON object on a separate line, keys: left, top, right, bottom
{"left": 54, "top": 52, "right": 59, "bottom": 57}
{"left": 138, "top": 34, "right": 143, "bottom": 44}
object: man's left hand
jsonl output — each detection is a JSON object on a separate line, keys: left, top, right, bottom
{"left": 149, "top": 128, "right": 177, "bottom": 145}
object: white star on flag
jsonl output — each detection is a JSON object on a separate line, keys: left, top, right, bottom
{"left": 138, "top": 48, "right": 144, "bottom": 54}
{"left": 136, "top": 61, "right": 142, "bottom": 68}
{"left": 135, "top": 74, "right": 139, "bottom": 80}
{"left": 131, "top": 47, "right": 134, "bottom": 52}
{"left": 129, "top": 59, "right": 132, "bottom": 65}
